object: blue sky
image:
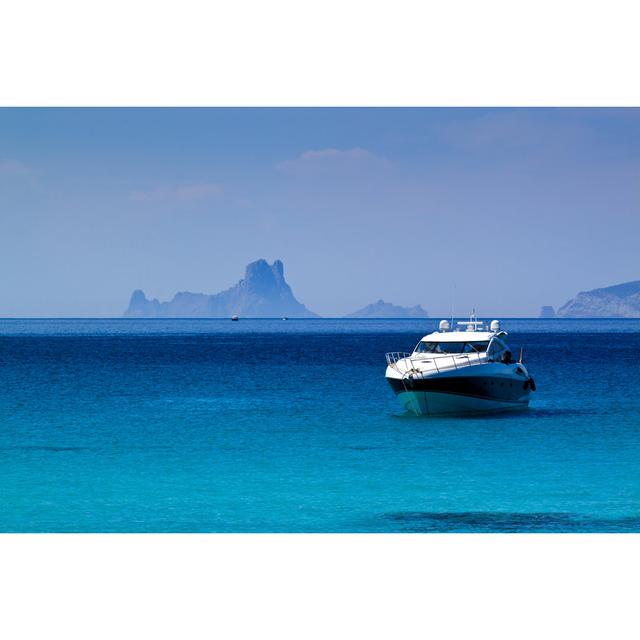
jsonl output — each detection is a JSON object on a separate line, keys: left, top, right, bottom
{"left": 1, "top": 108, "right": 638, "bottom": 317}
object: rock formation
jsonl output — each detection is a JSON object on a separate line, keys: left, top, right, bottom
{"left": 345, "top": 299, "right": 429, "bottom": 318}
{"left": 124, "top": 259, "right": 318, "bottom": 318}
{"left": 557, "top": 280, "right": 640, "bottom": 318}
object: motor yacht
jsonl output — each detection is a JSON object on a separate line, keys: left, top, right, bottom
{"left": 385, "top": 315, "right": 535, "bottom": 416}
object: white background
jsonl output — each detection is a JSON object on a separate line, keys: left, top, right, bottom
{"left": 2, "top": 0, "right": 639, "bottom": 106}
{"left": 2, "top": 534, "right": 639, "bottom": 638}
{"left": 1, "top": 1, "right": 640, "bottom": 638}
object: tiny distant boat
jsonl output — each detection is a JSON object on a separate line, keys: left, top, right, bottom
{"left": 282, "top": 317, "right": 288, "bottom": 321}
{"left": 231, "top": 315, "right": 239, "bottom": 321}
{"left": 385, "top": 315, "right": 536, "bottom": 416}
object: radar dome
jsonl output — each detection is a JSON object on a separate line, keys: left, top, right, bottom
{"left": 439, "top": 319, "right": 451, "bottom": 332}
{"left": 490, "top": 319, "right": 500, "bottom": 331}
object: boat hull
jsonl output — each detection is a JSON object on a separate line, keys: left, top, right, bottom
{"left": 395, "top": 389, "right": 529, "bottom": 416}
{"left": 386, "top": 364, "right": 533, "bottom": 416}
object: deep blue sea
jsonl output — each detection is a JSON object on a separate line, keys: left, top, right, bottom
{"left": 1, "top": 318, "right": 639, "bottom": 532}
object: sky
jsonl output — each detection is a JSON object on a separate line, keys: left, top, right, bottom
{"left": 1, "top": 107, "right": 639, "bottom": 317}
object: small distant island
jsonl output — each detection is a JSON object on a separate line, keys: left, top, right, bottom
{"left": 557, "top": 280, "right": 640, "bottom": 318}
{"left": 539, "top": 306, "right": 555, "bottom": 318}
{"left": 344, "top": 299, "right": 429, "bottom": 318}
{"left": 125, "top": 259, "right": 318, "bottom": 318}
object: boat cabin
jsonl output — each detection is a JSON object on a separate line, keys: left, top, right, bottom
{"left": 412, "top": 319, "right": 511, "bottom": 363}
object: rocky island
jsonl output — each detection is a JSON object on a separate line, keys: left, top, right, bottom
{"left": 345, "top": 299, "right": 429, "bottom": 318}
{"left": 557, "top": 280, "right": 640, "bottom": 318}
{"left": 124, "top": 259, "right": 318, "bottom": 318}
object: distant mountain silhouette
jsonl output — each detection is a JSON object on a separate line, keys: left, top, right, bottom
{"left": 124, "top": 259, "right": 318, "bottom": 318}
{"left": 345, "top": 299, "right": 429, "bottom": 318}
{"left": 557, "top": 280, "right": 640, "bottom": 317}
{"left": 539, "top": 305, "right": 555, "bottom": 318}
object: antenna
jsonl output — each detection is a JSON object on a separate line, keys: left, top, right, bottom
{"left": 450, "top": 284, "right": 455, "bottom": 327}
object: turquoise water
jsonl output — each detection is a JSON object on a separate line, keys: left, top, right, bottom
{"left": 1, "top": 318, "right": 639, "bottom": 532}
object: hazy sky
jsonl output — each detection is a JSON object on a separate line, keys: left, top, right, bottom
{"left": 1, "top": 108, "right": 638, "bottom": 317}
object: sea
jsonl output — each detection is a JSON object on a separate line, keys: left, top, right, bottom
{"left": 1, "top": 317, "right": 639, "bottom": 533}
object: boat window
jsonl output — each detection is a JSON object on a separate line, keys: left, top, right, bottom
{"left": 415, "top": 341, "right": 463, "bottom": 353}
{"left": 415, "top": 341, "right": 487, "bottom": 354}
{"left": 435, "top": 342, "right": 466, "bottom": 353}
{"left": 420, "top": 342, "right": 465, "bottom": 354}
{"left": 463, "top": 342, "right": 488, "bottom": 353}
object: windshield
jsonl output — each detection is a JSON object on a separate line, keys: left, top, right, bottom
{"left": 464, "top": 342, "right": 489, "bottom": 353}
{"left": 414, "top": 341, "right": 488, "bottom": 354}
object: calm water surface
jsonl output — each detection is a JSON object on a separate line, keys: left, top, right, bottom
{"left": 1, "top": 318, "right": 639, "bottom": 532}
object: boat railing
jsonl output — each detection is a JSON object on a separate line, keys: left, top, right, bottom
{"left": 386, "top": 350, "right": 487, "bottom": 375}
{"left": 430, "top": 351, "right": 486, "bottom": 373}
{"left": 385, "top": 352, "right": 413, "bottom": 366}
